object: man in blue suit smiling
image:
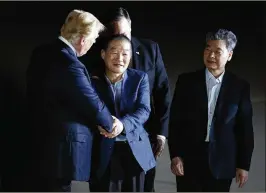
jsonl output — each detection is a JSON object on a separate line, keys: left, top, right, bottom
{"left": 82, "top": 8, "right": 171, "bottom": 191}
{"left": 89, "top": 34, "right": 156, "bottom": 192}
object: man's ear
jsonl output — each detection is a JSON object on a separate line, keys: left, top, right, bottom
{"left": 79, "top": 36, "right": 86, "bottom": 46}
{"left": 101, "top": 49, "right": 105, "bottom": 60}
{"left": 228, "top": 51, "right": 233, "bottom": 61}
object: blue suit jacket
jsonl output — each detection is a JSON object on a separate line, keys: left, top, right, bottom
{"left": 90, "top": 68, "right": 156, "bottom": 179}
{"left": 168, "top": 68, "right": 254, "bottom": 179}
{"left": 81, "top": 36, "right": 171, "bottom": 139}
{"left": 26, "top": 39, "right": 113, "bottom": 181}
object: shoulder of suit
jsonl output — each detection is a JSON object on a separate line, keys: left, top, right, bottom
{"left": 56, "top": 47, "right": 82, "bottom": 68}
{"left": 127, "top": 68, "right": 147, "bottom": 78}
{"left": 177, "top": 69, "right": 202, "bottom": 80}
{"left": 56, "top": 50, "right": 81, "bottom": 67}
{"left": 225, "top": 70, "right": 250, "bottom": 87}
{"left": 132, "top": 36, "right": 158, "bottom": 47}
{"left": 30, "top": 41, "right": 85, "bottom": 70}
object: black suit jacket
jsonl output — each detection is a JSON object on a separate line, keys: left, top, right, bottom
{"left": 81, "top": 36, "right": 171, "bottom": 139}
{"left": 168, "top": 68, "right": 254, "bottom": 179}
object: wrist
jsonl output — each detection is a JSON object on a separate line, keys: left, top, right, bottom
{"left": 157, "top": 135, "right": 166, "bottom": 142}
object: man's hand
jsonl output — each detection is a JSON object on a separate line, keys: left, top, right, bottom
{"left": 236, "top": 168, "right": 249, "bottom": 188}
{"left": 109, "top": 116, "right": 124, "bottom": 137}
{"left": 98, "top": 116, "right": 124, "bottom": 138}
{"left": 97, "top": 126, "right": 110, "bottom": 138}
{"left": 152, "top": 135, "right": 166, "bottom": 158}
{"left": 171, "top": 157, "right": 184, "bottom": 176}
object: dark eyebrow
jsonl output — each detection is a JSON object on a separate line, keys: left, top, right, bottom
{"left": 109, "top": 47, "right": 131, "bottom": 52}
{"left": 109, "top": 47, "right": 118, "bottom": 50}
{"left": 205, "top": 44, "right": 223, "bottom": 51}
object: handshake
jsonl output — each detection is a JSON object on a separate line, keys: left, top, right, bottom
{"left": 98, "top": 116, "right": 124, "bottom": 138}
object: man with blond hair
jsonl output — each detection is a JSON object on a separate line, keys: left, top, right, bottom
{"left": 26, "top": 9, "right": 123, "bottom": 191}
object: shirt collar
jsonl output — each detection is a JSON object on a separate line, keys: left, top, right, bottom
{"left": 104, "top": 72, "right": 125, "bottom": 86}
{"left": 205, "top": 68, "right": 225, "bottom": 84}
{"left": 58, "top": 36, "right": 77, "bottom": 56}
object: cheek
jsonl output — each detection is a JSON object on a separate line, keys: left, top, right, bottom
{"left": 124, "top": 58, "right": 130, "bottom": 65}
{"left": 105, "top": 58, "right": 113, "bottom": 67}
{"left": 107, "top": 56, "right": 114, "bottom": 64}
{"left": 203, "top": 54, "right": 209, "bottom": 61}
{"left": 217, "top": 57, "right": 228, "bottom": 66}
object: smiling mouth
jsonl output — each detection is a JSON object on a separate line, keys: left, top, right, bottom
{"left": 113, "top": 64, "right": 124, "bottom": 67}
{"left": 207, "top": 60, "right": 216, "bottom": 63}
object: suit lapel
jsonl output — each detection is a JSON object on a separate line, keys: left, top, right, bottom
{"left": 197, "top": 69, "right": 208, "bottom": 118}
{"left": 93, "top": 73, "right": 115, "bottom": 113}
{"left": 213, "top": 71, "right": 231, "bottom": 121}
{"left": 132, "top": 37, "right": 154, "bottom": 72}
{"left": 120, "top": 71, "right": 128, "bottom": 116}
{"left": 103, "top": 75, "right": 115, "bottom": 107}
{"left": 131, "top": 37, "right": 142, "bottom": 70}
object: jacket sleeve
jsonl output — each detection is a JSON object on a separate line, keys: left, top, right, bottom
{"left": 120, "top": 73, "right": 151, "bottom": 134}
{"left": 58, "top": 63, "right": 113, "bottom": 132}
{"left": 152, "top": 43, "right": 171, "bottom": 137}
{"left": 235, "top": 81, "right": 254, "bottom": 171}
{"left": 168, "top": 74, "right": 186, "bottom": 160}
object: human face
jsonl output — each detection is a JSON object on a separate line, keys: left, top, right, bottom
{"left": 112, "top": 17, "right": 131, "bottom": 39}
{"left": 101, "top": 39, "right": 131, "bottom": 75}
{"left": 203, "top": 40, "right": 233, "bottom": 71}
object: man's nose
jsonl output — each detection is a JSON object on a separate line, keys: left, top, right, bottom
{"left": 209, "top": 51, "right": 215, "bottom": 58}
{"left": 115, "top": 53, "right": 123, "bottom": 61}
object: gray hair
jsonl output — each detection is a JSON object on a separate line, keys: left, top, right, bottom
{"left": 206, "top": 29, "right": 237, "bottom": 51}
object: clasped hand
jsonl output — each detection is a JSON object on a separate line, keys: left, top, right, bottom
{"left": 97, "top": 116, "right": 124, "bottom": 138}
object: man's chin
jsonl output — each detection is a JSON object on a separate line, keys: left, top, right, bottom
{"left": 113, "top": 68, "right": 126, "bottom": 73}
{"left": 205, "top": 64, "right": 218, "bottom": 70}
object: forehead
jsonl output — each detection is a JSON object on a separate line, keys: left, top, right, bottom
{"left": 206, "top": 40, "right": 227, "bottom": 50}
{"left": 112, "top": 18, "right": 130, "bottom": 32}
{"left": 107, "top": 39, "right": 131, "bottom": 51}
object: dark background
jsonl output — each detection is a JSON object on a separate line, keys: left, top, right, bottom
{"left": 0, "top": 1, "right": 265, "bottom": 191}
{"left": 0, "top": 1, "right": 264, "bottom": 100}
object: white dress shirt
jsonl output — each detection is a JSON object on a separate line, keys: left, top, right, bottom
{"left": 205, "top": 68, "right": 225, "bottom": 142}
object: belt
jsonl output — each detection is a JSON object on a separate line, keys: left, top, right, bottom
{"left": 114, "top": 140, "right": 128, "bottom": 145}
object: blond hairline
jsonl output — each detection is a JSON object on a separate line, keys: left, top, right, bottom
{"left": 60, "top": 10, "right": 105, "bottom": 45}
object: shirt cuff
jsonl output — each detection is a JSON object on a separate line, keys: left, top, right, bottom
{"left": 157, "top": 135, "right": 166, "bottom": 142}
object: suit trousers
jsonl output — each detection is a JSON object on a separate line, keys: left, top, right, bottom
{"left": 176, "top": 142, "right": 232, "bottom": 192}
{"left": 144, "top": 140, "right": 157, "bottom": 192}
{"left": 90, "top": 141, "right": 145, "bottom": 192}
{"left": 23, "top": 176, "right": 71, "bottom": 192}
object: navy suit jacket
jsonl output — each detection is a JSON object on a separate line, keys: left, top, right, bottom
{"left": 81, "top": 36, "right": 171, "bottom": 139}
{"left": 26, "top": 39, "right": 113, "bottom": 181}
{"left": 90, "top": 69, "right": 156, "bottom": 179}
{"left": 168, "top": 68, "right": 254, "bottom": 179}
